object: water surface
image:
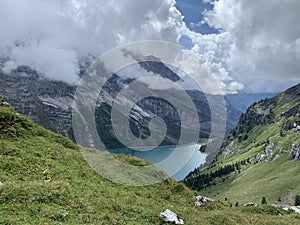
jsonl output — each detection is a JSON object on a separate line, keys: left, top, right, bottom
{"left": 110, "top": 144, "right": 207, "bottom": 181}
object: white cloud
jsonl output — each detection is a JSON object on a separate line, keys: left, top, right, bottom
{"left": 0, "top": 0, "right": 184, "bottom": 84}
{"left": 1, "top": 0, "right": 299, "bottom": 93}
{"left": 184, "top": 30, "right": 244, "bottom": 93}
{"left": 199, "top": 0, "right": 300, "bottom": 92}
{"left": 227, "top": 81, "right": 244, "bottom": 92}
{"left": 7, "top": 43, "right": 79, "bottom": 83}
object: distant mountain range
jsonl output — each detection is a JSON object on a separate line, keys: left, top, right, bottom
{"left": 226, "top": 93, "right": 278, "bottom": 112}
{"left": 0, "top": 56, "right": 242, "bottom": 149}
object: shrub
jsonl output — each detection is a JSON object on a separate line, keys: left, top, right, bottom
{"left": 172, "top": 183, "right": 185, "bottom": 193}
{"left": 295, "top": 195, "right": 300, "bottom": 206}
{"left": 261, "top": 197, "right": 267, "bottom": 205}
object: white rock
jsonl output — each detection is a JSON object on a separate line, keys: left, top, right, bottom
{"left": 272, "top": 204, "right": 300, "bottom": 214}
{"left": 160, "top": 209, "right": 184, "bottom": 224}
{"left": 243, "top": 202, "right": 255, "bottom": 207}
{"left": 195, "top": 196, "right": 215, "bottom": 207}
{"left": 1, "top": 102, "right": 10, "bottom": 107}
{"left": 290, "top": 206, "right": 300, "bottom": 214}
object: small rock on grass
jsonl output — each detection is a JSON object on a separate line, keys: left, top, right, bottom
{"left": 160, "top": 209, "right": 184, "bottom": 224}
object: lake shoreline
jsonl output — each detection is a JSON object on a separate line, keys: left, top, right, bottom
{"left": 108, "top": 143, "right": 206, "bottom": 181}
{"left": 109, "top": 143, "right": 201, "bottom": 151}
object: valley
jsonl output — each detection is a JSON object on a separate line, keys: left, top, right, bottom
{"left": 1, "top": 95, "right": 300, "bottom": 224}
{"left": 1, "top": 0, "right": 300, "bottom": 224}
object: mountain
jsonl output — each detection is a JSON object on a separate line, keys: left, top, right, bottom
{"left": 0, "top": 96, "right": 299, "bottom": 224}
{"left": 184, "top": 83, "right": 300, "bottom": 206}
{"left": 0, "top": 59, "right": 241, "bottom": 149}
{"left": 226, "top": 93, "right": 277, "bottom": 112}
{"left": 0, "top": 66, "right": 75, "bottom": 137}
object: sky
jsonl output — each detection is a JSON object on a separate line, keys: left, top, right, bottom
{"left": 0, "top": 0, "right": 299, "bottom": 94}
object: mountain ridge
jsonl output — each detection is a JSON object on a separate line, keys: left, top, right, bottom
{"left": 184, "top": 83, "right": 300, "bottom": 206}
{"left": 225, "top": 93, "right": 277, "bottom": 112}
{"left": 0, "top": 61, "right": 241, "bottom": 150}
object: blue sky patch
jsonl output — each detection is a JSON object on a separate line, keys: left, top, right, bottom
{"left": 175, "top": 0, "right": 218, "bottom": 34}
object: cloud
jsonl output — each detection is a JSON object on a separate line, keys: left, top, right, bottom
{"left": 182, "top": 0, "right": 300, "bottom": 93}
{"left": 184, "top": 30, "right": 245, "bottom": 93}
{"left": 5, "top": 43, "right": 79, "bottom": 83}
{"left": 0, "top": 0, "right": 184, "bottom": 84}
{"left": 199, "top": 0, "right": 300, "bottom": 92}
{"left": 1, "top": 0, "right": 298, "bottom": 93}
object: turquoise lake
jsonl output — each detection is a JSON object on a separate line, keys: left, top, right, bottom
{"left": 110, "top": 144, "right": 207, "bottom": 181}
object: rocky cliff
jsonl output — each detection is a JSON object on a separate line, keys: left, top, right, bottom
{"left": 0, "top": 59, "right": 240, "bottom": 149}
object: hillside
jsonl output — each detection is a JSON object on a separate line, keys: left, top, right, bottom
{"left": 1, "top": 97, "right": 300, "bottom": 224}
{"left": 184, "top": 83, "right": 300, "bottom": 207}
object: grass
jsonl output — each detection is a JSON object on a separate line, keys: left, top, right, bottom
{"left": 198, "top": 124, "right": 300, "bottom": 206}
{"left": 201, "top": 155, "right": 300, "bottom": 204}
{"left": 191, "top": 88, "right": 300, "bottom": 209}
{"left": 0, "top": 99, "right": 300, "bottom": 224}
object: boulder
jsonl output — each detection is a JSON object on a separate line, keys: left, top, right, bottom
{"left": 195, "top": 196, "right": 215, "bottom": 207}
{"left": 160, "top": 209, "right": 184, "bottom": 224}
{"left": 272, "top": 204, "right": 300, "bottom": 214}
{"left": 0, "top": 101, "right": 10, "bottom": 107}
{"left": 243, "top": 202, "right": 257, "bottom": 207}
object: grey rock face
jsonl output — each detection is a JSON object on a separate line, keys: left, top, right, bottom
{"left": 0, "top": 66, "right": 75, "bottom": 137}
{"left": 0, "top": 61, "right": 239, "bottom": 149}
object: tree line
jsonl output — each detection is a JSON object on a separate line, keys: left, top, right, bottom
{"left": 184, "top": 159, "right": 250, "bottom": 191}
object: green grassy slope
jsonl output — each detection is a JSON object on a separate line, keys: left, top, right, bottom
{"left": 0, "top": 96, "right": 300, "bottom": 224}
{"left": 184, "top": 84, "right": 300, "bottom": 207}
